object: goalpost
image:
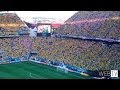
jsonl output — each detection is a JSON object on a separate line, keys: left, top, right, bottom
{"left": 57, "top": 66, "right": 68, "bottom": 73}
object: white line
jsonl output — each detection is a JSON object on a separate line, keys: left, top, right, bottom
{"left": 29, "top": 73, "right": 37, "bottom": 79}
{"left": 29, "top": 73, "right": 46, "bottom": 79}
{"left": 68, "top": 73, "right": 83, "bottom": 78}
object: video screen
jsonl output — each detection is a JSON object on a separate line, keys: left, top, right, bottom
{"left": 37, "top": 25, "right": 51, "bottom": 33}
{"left": 37, "top": 24, "right": 51, "bottom": 37}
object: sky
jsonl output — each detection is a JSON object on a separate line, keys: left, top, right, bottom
{"left": 8, "top": 11, "right": 78, "bottom": 23}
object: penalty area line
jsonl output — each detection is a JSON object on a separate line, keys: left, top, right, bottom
{"left": 29, "top": 73, "right": 47, "bottom": 79}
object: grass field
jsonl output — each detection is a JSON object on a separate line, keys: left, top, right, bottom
{"left": 0, "top": 61, "right": 91, "bottom": 79}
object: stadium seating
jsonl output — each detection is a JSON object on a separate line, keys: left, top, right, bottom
{"left": 45, "top": 11, "right": 120, "bottom": 70}
{"left": 0, "top": 33, "right": 119, "bottom": 70}
{"left": 55, "top": 11, "right": 120, "bottom": 40}
{"left": 0, "top": 36, "right": 32, "bottom": 63}
{"left": 0, "top": 13, "right": 29, "bottom": 36}
{"left": 28, "top": 36, "right": 120, "bottom": 70}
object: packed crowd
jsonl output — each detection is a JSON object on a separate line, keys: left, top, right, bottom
{"left": 55, "top": 11, "right": 120, "bottom": 40}
{"left": 0, "top": 35, "right": 119, "bottom": 70}
{"left": 0, "top": 13, "right": 28, "bottom": 35}
{"left": 0, "top": 36, "right": 32, "bottom": 59}
{"left": 30, "top": 37, "right": 120, "bottom": 70}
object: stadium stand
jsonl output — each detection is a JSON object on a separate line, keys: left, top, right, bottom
{"left": 0, "top": 13, "right": 30, "bottom": 63}
{"left": 55, "top": 11, "right": 120, "bottom": 40}
{"left": 0, "top": 13, "right": 29, "bottom": 37}
{"left": 30, "top": 37, "right": 120, "bottom": 70}
{"left": 33, "top": 11, "right": 120, "bottom": 70}
{"left": 0, "top": 36, "right": 33, "bottom": 63}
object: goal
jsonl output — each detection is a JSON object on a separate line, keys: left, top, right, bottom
{"left": 57, "top": 66, "right": 68, "bottom": 73}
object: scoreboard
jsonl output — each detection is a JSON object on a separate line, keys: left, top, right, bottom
{"left": 37, "top": 23, "right": 52, "bottom": 37}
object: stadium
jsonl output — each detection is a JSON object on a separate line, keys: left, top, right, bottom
{"left": 0, "top": 11, "right": 120, "bottom": 79}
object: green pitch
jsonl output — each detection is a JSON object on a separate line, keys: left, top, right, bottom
{"left": 0, "top": 61, "right": 91, "bottom": 79}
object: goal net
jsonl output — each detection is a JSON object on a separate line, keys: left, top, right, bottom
{"left": 57, "top": 66, "right": 68, "bottom": 73}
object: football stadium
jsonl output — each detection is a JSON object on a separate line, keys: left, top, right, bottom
{"left": 0, "top": 11, "right": 120, "bottom": 79}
